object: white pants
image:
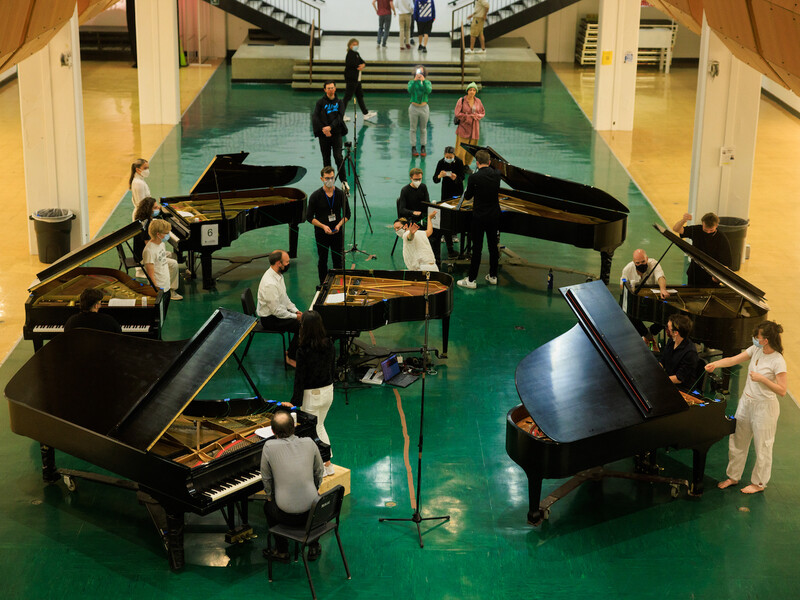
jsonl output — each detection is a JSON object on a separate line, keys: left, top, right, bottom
{"left": 419, "top": 262, "right": 439, "bottom": 272}
{"left": 302, "top": 384, "right": 334, "bottom": 457}
{"left": 726, "top": 393, "right": 780, "bottom": 487}
{"left": 166, "top": 257, "right": 179, "bottom": 291}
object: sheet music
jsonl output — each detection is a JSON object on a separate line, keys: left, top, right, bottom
{"left": 108, "top": 298, "right": 136, "bottom": 307}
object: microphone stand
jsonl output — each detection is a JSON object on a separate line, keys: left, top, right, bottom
{"left": 343, "top": 120, "right": 374, "bottom": 259}
{"left": 379, "top": 271, "right": 450, "bottom": 547}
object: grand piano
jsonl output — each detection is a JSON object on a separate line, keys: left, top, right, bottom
{"left": 426, "top": 145, "right": 629, "bottom": 284}
{"left": 6, "top": 308, "right": 324, "bottom": 570}
{"left": 622, "top": 224, "right": 769, "bottom": 356}
{"left": 23, "top": 221, "right": 165, "bottom": 350}
{"left": 310, "top": 269, "right": 454, "bottom": 357}
{"left": 160, "top": 152, "right": 307, "bottom": 289}
{"left": 506, "top": 280, "right": 734, "bottom": 525}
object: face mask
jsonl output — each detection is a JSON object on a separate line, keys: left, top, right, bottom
{"left": 140, "top": 168, "right": 150, "bottom": 178}
{"left": 411, "top": 180, "right": 421, "bottom": 188}
{"left": 323, "top": 179, "right": 335, "bottom": 189}
{"left": 152, "top": 209, "right": 160, "bottom": 217}
{"left": 444, "top": 158, "right": 454, "bottom": 164}
{"left": 635, "top": 263, "right": 648, "bottom": 273}
{"left": 280, "top": 263, "right": 291, "bottom": 274}
{"left": 752, "top": 337, "right": 763, "bottom": 348}
{"left": 352, "top": 45, "right": 359, "bottom": 52}
{"left": 395, "top": 229, "right": 405, "bottom": 238}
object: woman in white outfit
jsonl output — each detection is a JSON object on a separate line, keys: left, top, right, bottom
{"left": 706, "top": 321, "right": 788, "bottom": 494}
{"left": 285, "top": 311, "right": 337, "bottom": 476}
{"left": 129, "top": 158, "right": 150, "bottom": 219}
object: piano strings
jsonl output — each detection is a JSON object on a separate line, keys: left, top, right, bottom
{"left": 324, "top": 275, "right": 450, "bottom": 305}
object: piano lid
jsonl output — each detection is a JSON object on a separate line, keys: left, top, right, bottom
{"left": 190, "top": 152, "right": 307, "bottom": 194}
{"left": 515, "top": 280, "right": 687, "bottom": 443}
{"left": 4, "top": 308, "right": 257, "bottom": 452}
{"left": 654, "top": 224, "right": 769, "bottom": 311}
{"left": 460, "top": 144, "right": 629, "bottom": 215}
{"left": 30, "top": 221, "right": 144, "bottom": 292}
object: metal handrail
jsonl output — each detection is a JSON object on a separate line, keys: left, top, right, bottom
{"left": 309, "top": 20, "right": 315, "bottom": 84}
{"left": 262, "top": 0, "right": 321, "bottom": 29}
{"left": 450, "top": 0, "right": 521, "bottom": 38}
{"left": 460, "top": 23, "right": 465, "bottom": 85}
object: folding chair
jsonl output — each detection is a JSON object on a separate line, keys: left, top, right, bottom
{"left": 240, "top": 288, "right": 289, "bottom": 371}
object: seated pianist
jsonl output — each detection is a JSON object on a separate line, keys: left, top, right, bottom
{"left": 660, "top": 314, "right": 700, "bottom": 392}
{"left": 63, "top": 289, "right": 122, "bottom": 334}
{"left": 620, "top": 248, "right": 669, "bottom": 344}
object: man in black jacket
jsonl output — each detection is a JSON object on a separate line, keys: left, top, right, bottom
{"left": 64, "top": 288, "right": 122, "bottom": 334}
{"left": 457, "top": 149, "right": 501, "bottom": 289}
{"left": 307, "top": 166, "right": 351, "bottom": 283}
{"left": 311, "top": 81, "right": 348, "bottom": 185}
{"left": 431, "top": 146, "right": 464, "bottom": 259}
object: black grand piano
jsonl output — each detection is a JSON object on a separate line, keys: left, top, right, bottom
{"left": 310, "top": 269, "right": 454, "bottom": 357}
{"left": 6, "top": 308, "right": 324, "bottom": 570}
{"left": 506, "top": 280, "right": 734, "bottom": 525}
{"left": 426, "top": 145, "right": 629, "bottom": 284}
{"left": 160, "top": 152, "right": 307, "bottom": 289}
{"left": 23, "top": 221, "right": 165, "bottom": 350}
{"left": 623, "top": 224, "right": 769, "bottom": 356}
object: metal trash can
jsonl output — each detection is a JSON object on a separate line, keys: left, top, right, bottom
{"left": 30, "top": 208, "right": 76, "bottom": 264}
{"left": 717, "top": 216, "right": 749, "bottom": 271}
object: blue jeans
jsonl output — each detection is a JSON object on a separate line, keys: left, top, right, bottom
{"left": 377, "top": 14, "right": 392, "bottom": 46}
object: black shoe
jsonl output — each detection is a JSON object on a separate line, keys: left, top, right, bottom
{"left": 263, "top": 548, "right": 290, "bottom": 563}
{"left": 421, "top": 46, "right": 428, "bottom": 53}
{"left": 418, "top": 44, "right": 423, "bottom": 51}
{"left": 420, "top": 145, "right": 427, "bottom": 157}
{"left": 412, "top": 146, "right": 419, "bottom": 157}
{"left": 307, "top": 543, "right": 322, "bottom": 562}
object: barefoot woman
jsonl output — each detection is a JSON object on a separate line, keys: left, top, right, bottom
{"left": 706, "top": 321, "right": 787, "bottom": 494}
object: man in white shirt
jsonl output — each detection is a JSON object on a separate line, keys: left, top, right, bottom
{"left": 619, "top": 248, "right": 669, "bottom": 342}
{"left": 142, "top": 219, "right": 182, "bottom": 302}
{"left": 257, "top": 250, "right": 302, "bottom": 367}
{"left": 393, "top": 212, "right": 439, "bottom": 272}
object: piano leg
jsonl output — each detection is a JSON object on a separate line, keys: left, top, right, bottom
{"left": 441, "top": 316, "right": 450, "bottom": 358}
{"left": 288, "top": 223, "right": 300, "bottom": 258}
{"left": 201, "top": 252, "right": 214, "bottom": 289}
{"left": 40, "top": 444, "right": 60, "bottom": 483}
{"left": 165, "top": 511, "right": 186, "bottom": 571}
{"left": 33, "top": 338, "right": 43, "bottom": 352}
{"left": 525, "top": 473, "right": 545, "bottom": 526}
{"left": 689, "top": 444, "right": 712, "bottom": 496}
{"left": 600, "top": 250, "right": 614, "bottom": 285}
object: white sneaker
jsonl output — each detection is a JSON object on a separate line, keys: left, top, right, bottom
{"left": 343, "top": 116, "right": 351, "bottom": 122}
{"left": 457, "top": 277, "right": 476, "bottom": 289}
{"left": 363, "top": 110, "right": 378, "bottom": 122}
{"left": 134, "top": 267, "right": 145, "bottom": 278}
{"left": 477, "top": 48, "right": 486, "bottom": 53}
{"left": 465, "top": 48, "right": 473, "bottom": 54}
{"left": 324, "top": 464, "right": 336, "bottom": 477}
{"left": 170, "top": 290, "right": 183, "bottom": 300}
{"left": 485, "top": 274, "right": 497, "bottom": 285}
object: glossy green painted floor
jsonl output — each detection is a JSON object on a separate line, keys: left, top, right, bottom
{"left": 2, "top": 64, "right": 799, "bottom": 599}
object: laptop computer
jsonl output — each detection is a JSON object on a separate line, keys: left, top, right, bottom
{"left": 380, "top": 354, "right": 419, "bottom": 388}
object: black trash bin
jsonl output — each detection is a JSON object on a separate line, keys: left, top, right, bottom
{"left": 717, "top": 216, "right": 749, "bottom": 271}
{"left": 30, "top": 208, "right": 76, "bottom": 264}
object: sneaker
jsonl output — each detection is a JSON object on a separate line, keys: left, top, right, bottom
{"left": 324, "top": 464, "right": 335, "bottom": 477}
{"left": 421, "top": 46, "right": 427, "bottom": 53}
{"left": 363, "top": 110, "right": 378, "bottom": 122}
{"left": 412, "top": 146, "right": 419, "bottom": 157}
{"left": 307, "top": 543, "right": 322, "bottom": 562}
{"left": 465, "top": 48, "right": 473, "bottom": 54}
{"left": 170, "top": 290, "right": 183, "bottom": 300}
{"left": 420, "top": 145, "right": 427, "bottom": 157}
{"left": 344, "top": 115, "right": 351, "bottom": 122}
{"left": 406, "top": 43, "right": 412, "bottom": 49}
{"left": 457, "top": 277, "right": 476, "bottom": 289}
{"left": 263, "top": 548, "right": 290, "bottom": 563}
{"left": 477, "top": 48, "right": 486, "bottom": 53}
{"left": 400, "top": 46, "right": 406, "bottom": 51}
{"left": 485, "top": 274, "right": 498, "bottom": 285}
{"left": 418, "top": 44, "right": 423, "bottom": 51}
{"left": 134, "top": 267, "right": 145, "bottom": 278}
{"left": 381, "top": 43, "right": 387, "bottom": 48}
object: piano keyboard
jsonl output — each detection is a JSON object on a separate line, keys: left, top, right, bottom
{"left": 202, "top": 470, "right": 262, "bottom": 503}
{"left": 32, "top": 325, "right": 151, "bottom": 334}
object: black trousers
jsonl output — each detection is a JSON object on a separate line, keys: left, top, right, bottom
{"left": 468, "top": 213, "right": 500, "bottom": 281}
{"left": 263, "top": 500, "right": 316, "bottom": 553}
{"left": 429, "top": 229, "right": 455, "bottom": 266}
{"left": 259, "top": 315, "right": 300, "bottom": 359}
{"left": 342, "top": 81, "right": 368, "bottom": 115}
{"left": 315, "top": 229, "right": 345, "bottom": 283}
{"left": 318, "top": 134, "right": 346, "bottom": 182}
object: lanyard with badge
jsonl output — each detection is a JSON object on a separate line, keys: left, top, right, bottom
{"left": 327, "top": 190, "right": 338, "bottom": 224}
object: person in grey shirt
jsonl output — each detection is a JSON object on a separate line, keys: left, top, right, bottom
{"left": 261, "top": 411, "right": 325, "bottom": 561}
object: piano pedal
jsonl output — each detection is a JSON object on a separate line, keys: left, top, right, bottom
{"left": 225, "top": 526, "right": 255, "bottom": 545}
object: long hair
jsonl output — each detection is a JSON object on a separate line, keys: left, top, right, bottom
{"left": 299, "top": 311, "right": 329, "bottom": 350}
{"left": 133, "top": 197, "right": 157, "bottom": 221}
{"left": 129, "top": 158, "right": 147, "bottom": 188}
{"left": 754, "top": 321, "right": 784, "bottom": 354}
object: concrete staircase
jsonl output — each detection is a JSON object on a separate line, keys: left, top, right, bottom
{"left": 202, "top": 0, "right": 319, "bottom": 45}
{"left": 291, "top": 60, "right": 481, "bottom": 92}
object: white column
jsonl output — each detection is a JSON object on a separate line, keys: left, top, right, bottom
{"left": 136, "top": 0, "right": 181, "bottom": 125}
{"left": 593, "top": 0, "right": 640, "bottom": 131}
{"left": 18, "top": 6, "right": 89, "bottom": 254}
{"left": 688, "top": 15, "right": 761, "bottom": 221}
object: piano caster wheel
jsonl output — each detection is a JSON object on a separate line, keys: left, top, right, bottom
{"left": 63, "top": 475, "right": 76, "bottom": 492}
{"left": 670, "top": 484, "right": 680, "bottom": 498}
{"left": 541, "top": 507, "right": 550, "bottom": 521}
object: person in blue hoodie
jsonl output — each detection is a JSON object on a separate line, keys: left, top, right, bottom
{"left": 413, "top": 0, "right": 435, "bottom": 53}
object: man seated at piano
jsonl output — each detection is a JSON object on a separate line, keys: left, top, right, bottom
{"left": 261, "top": 410, "right": 325, "bottom": 563}
{"left": 398, "top": 167, "right": 430, "bottom": 222}
{"left": 660, "top": 314, "right": 701, "bottom": 392}
{"left": 63, "top": 288, "right": 122, "bottom": 334}
{"left": 393, "top": 211, "right": 439, "bottom": 272}
{"left": 620, "top": 248, "right": 669, "bottom": 343}
{"left": 672, "top": 212, "right": 732, "bottom": 285}
{"left": 143, "top": 219, "right": 183, "bottom": 301}
{"left": 257, "top": 250, "right": 302, "bottom": 368}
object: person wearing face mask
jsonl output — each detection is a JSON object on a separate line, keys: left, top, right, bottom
{"left": 342, "top": 39, "right": 378, "bottom": 124}
{"left": 129, "top": 158, "right": 151, "bottom": 219}
{"left": 257, "top": 250, "right": 303, "bottom": 368}
{"left": 398, "top": 167, "right": 429, "bottom": 224}
{"left": 453, "top": 82, "right": 485, "bottom": 169}
{"left": 431, "top": 146, "right": 464, "bottom": 259}
{"left": 659, "top": 314, "right": 700, "bottom": 391}
{"left": 132, "top": 196, "right": 164, "bottom": 263}
{"left": 307, "top": 166, "right": 351, "bottom": 284}
{"left": 620, "top": 248, "right": 670, "bottom": 342}
{"left": 393, "top": 212, "right": 438, "bottom": 272}
{"left": 706, "top": 321, "right": 788, "bottom": 494}
{"left": 142, "top": 219, "right": 182, "bottom": 305}
{"left": 672, "top": 212, "right": 733, "bottom": 285}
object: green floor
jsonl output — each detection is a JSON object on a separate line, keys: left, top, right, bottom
{"left": 2, "top": 64, "right": 799, "bottom": 599}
